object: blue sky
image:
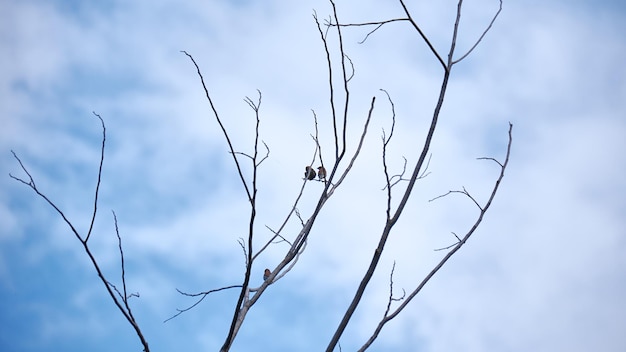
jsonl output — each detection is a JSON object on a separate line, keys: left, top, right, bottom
{"left": 1, "top": 0, "right": 625, "bottom": 351}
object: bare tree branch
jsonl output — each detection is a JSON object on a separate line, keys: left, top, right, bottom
{"left": 257, "top": 141, "right": 270, "bottom": 167}
{"left": 398, "top": 0, "right": 447, "bottom": 71}
{"left": 327, "top": 0, "right": 445, "bottom": 69}
{"left": 358, "top": 123, "right": 513, "bottom": 351}
{"left": 181, "top": 51, "right": 253, "bottom": 203}
{"left": 330, "top": 0, "right": 351, "bottom": 164}
{"left": 327, "top": 1, "right": 504, "bottom": 349}
{"left": 233, "top": 69, "right": 377, "bottom": 327}
{"left": 434, "top": 232, "right": 463, "bottom": 251}
{"left": 382, "top": 90, "right": 432, "bottom": 191}
{"left": 326, "top": 96, "right": 376, "bottom": 198}
{"left": 237, "top": 238, "right": 248, "bottom": 266}
{"left": 381, "top": 88, "right": 398, "bottom": 217}
{"left": 313, "top": 11, "right": 340, "bottom": 160}
{"left": 452, "top": 0, "right": 503, "bottom": 65}
{"left": 180, "top": 52, "right": 269, "bottom": 351}
{"left": 327, "top": 27, "right": 453, "bottom": 352}
{"left": 344, "top": 54, "right": 356, "bottom": 82}
{"left": 85, "top": 112, "right": 105, "bottom": 242}
{"left": 112, "top": 210, "right": 137, "bottom": 321}
{"left": 12, "top": 1, "right": 507, "bottom": 351}
{"left": 383, "top": 261, "right": 405, "bottom": 319}
{"left": 250, "top": 110, "right": 323, "bottom": 264}
{"left": 430, "top": 186, "right": 484, "bottom": 211}
{"left": 10, "top": 115, "right": 151, "bottom": 352}
{"left": 252, "top": 110, "right": 324, "bottom": 264}
{"left": 10, "top": 152, "right": 84, "bottom": 243}
{"left": 220, "top": 89, "right": 263, "bottom": 351}
{"left": 350, "top": 19, "right": 410, "bottom": 45}
{"left": 477, "top": 156, "right": 503, "bottom": 168}
{"left": 164, "top": 285, "right": 242, "bottom": 323}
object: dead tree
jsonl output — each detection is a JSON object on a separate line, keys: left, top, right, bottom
{"left": 10, "top": 0, "right": 509, "bottom": 351}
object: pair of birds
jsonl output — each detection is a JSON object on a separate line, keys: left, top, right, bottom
{"left": 305, "top": 166, "right": 326, "bottom": 181}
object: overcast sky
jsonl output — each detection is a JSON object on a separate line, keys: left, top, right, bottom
{"left": 1, "top": 0, "right": 625, "bottom": 351}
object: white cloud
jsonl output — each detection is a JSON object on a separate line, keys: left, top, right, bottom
{"left": 2, "top": 0, "right": 625, "bottom": 351}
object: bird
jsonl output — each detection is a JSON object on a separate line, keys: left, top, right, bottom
{"left": 263, "top": 268, "right": 271, "bottom": 281}
{"left": 305, "top": 166, "right": 316, "bottom": 180}
{"left": 317, "top": 166, "right": 327, "bottom": 180}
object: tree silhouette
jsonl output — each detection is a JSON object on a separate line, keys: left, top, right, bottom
{"left": 10, "top": 1, "right": 510, "bottom": 351}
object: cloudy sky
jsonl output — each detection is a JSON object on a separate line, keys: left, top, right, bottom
{"left": 1, "top": 0, "right": 625, "bottom": 351}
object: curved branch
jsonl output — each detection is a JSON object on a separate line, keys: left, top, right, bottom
{"left": 452, "top": 0, "right": 503, "bottom": 65}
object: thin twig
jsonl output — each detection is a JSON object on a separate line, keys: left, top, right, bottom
{"left": 381, "top": 89, "right": 397, "bottom": 217}
{"left": 181, "top": 51, "right": 253, "bottom": 202}
{"left": 112, "top": 210, "right": 136, "bottom": 319}
{"left": 452, "top": 0, "right": 503, "bottom": 65}
{"left": 165, "top": 285, "right": 243, "bottom": 323}
{"left": 327, "top": 96, "right": 376, "bottom": 198}
{"left": 85, "top": 112, "right": 105, "bottom": 242}
{"left": 434, "top": 232, "right": 462, "bottom": 251}
{"left": 382, "top": 261, "right": 405, "bottom": 318}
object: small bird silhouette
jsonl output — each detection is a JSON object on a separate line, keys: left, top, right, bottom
{"left": 305, "top": 166, "right": 316, "bottom": 180}
{"left": 263, "top": 268, "right": 271, "bottom": 281}
{"left": 317, "top": 166, "right": 327, "bottom": 180}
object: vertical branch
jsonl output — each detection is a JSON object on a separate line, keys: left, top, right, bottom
{"left": 329, "top": 0, "right": 351, "bottom": 162}
{"left": 313, "top": 11, "right": 340, "bottom": 160}
{"left": 112, "top": 211, "right": 133, "bottom": 318}
{"left": 220, "top": 92, "right": 262, "bottom": 352}
{"left": 85, "top": 112, "right": 105, "bottom": 242}
{"left": 447, "top": 0, "right": 464, "bottom": 67}
{"left": 109, "top": 210, "right": 149, "bottom": 351}
{"left": 113, "top": 211, "right": 130, "bottom": 309}
{"left": 380, "top": 89, "right": 397, "bottom": 220}
{"left": 314, "top": 0, "right": 351, "bottom": 166}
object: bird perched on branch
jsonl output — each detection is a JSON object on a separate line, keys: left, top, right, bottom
{"left": 263, "top": 268, "right": 271, "bottom": 281}
{"left": 305, "top": 166, "right": 316, "bottom": 180}
{"left": 317, "top": 166, "right": 327, "bottom": 180}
